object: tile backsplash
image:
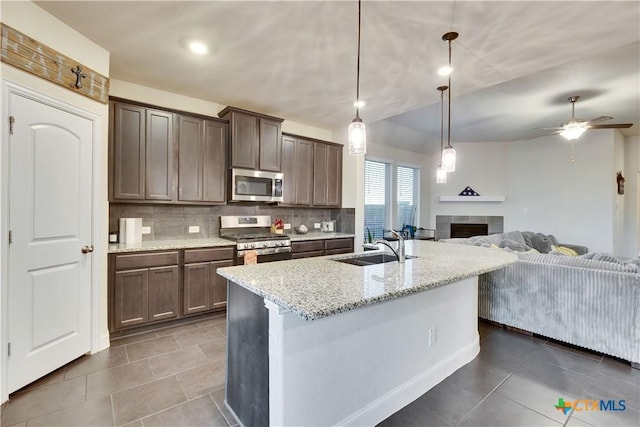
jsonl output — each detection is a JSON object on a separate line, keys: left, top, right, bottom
{"left": 110, "top": 204, "right": 355, "bottom": 241}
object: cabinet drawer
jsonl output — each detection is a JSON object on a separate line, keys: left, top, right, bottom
{"left": 184, "top": 247, "right": 235, "bottom": 263}
{"left": 292, "top": 250, "right": 325, "bottom": 259}
{"left": 325, "top": 238, "right": 353, "bottom": 251}
{"left": 292, "top": 240, "right": 324, "bottom": 253}
{"left": 115, "top": 251, "right": 179, "bottom": 270}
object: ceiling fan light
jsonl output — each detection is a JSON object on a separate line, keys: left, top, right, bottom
{"left": 560, "top": 123, "right": 587, "bottom": 140}
{"left": 442, "top": 146, "right": 456, "bottom": 172}
{"left": 438, "top": 65, "right": 452, "bottom": 76}
{"left": 348, "top": 119, "right": 367, "bottom": 155}
{"left": 436, "top": 166, "right": 447, "bottom": 184}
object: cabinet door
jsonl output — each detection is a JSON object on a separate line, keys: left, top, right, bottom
{"left": 210, "top": 260, "right": 234, "bottom": 309}
{"left": 178, "top": 115, "right": 204, "bottom": 201}
{"left": 114, "top": 269, "right": 149, "bottom": 329}
{"left": 296, "top": 139, "right": 314, "bottom": 205}
{"left": 146, "top": 109, "right": 175, "bottom": 201}
{"left": 231, "top": 112, "right": 258, "bottom": 169}
{"left": 281, "top": 136, "right": 297, "bottom": 204}
{"left": 313, "top": 143, "right": 328, "bottom": 206}
{"left": 326, "top": 144, "right": 342, "bottom": 207}
{"left": 112, "top": 102, "right": 145, "bottom": 200}
{"left": 148, "top": 265, "right": 180, "bottom": 322}
{"left": 203, "top": 120, "right": 227, "bottom": 202}
{"left": 183, "top": 262, "right": 210, "bottom": 315}
{"left": 259, "top": 118, "right": 282, "bottom": 172}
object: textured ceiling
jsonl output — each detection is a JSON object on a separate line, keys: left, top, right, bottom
{"left": 35, "top": 1, "right": 640, "bottom": 153}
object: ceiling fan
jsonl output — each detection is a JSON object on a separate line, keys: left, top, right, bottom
{"left": 540, "top": 96, "right": 633, "bottom": 140}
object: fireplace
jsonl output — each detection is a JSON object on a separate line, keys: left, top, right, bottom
{"left": 450, "top": 223, "right": 489, "bottom": 238}
{"left": 435, "top": 215, "right": 503, "bottom": 240}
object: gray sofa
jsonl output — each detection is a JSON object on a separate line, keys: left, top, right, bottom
{"left": 441, "top": 231, "right": 640, "bottom": 367}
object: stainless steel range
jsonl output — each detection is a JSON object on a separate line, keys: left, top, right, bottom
{"left": 220, "top": 215, "right": 292, "bottom": 263}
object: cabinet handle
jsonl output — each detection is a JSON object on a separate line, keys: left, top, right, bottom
{"left": 81, "top": 245, "right": 94, "bottom": 254}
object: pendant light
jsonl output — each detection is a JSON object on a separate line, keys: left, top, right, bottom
{"left": 348, "top": 0, "right": 366, "bottom": 155}
{"left": 441, "top": 32, "right": 458, "bottom": 172}
{"left": 436, "top": 86, "right": 448, "bottom": 184}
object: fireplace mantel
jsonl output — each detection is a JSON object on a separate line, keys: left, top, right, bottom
{"left": 439, "top": 196, "right": 505, "bottom": 202}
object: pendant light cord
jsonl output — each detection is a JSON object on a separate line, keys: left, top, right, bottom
{"left": 355, "top": 0, "right": 362, "bottom": 119}
{"left": 446, "top": 38, "right": 452, "bottom": 149}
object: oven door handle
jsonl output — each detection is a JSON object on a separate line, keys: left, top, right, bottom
{"left": 237, "top": 247, "right": 292, "bottom": 257}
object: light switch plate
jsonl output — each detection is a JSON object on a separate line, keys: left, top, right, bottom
{"left": 314, "top": 223, "right": 321, "bottom": 229}
{"left": 188, "top": 225, "right": 200, "bottom": 233}
{"left": 141, "top": 226, "right": 151, "bottom": 234}
{"left": 284, "top": 223, "right": 291, "bottom": 230}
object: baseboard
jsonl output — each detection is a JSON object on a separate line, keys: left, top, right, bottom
{"left": 336, "top": 336, "right": 480, "bottom": 426}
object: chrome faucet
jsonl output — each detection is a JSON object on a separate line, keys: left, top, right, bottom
{"left": 363, "top": 230, "right": 406, "bottom": 263}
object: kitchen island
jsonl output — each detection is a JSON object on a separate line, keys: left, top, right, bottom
{"left": 217, "top": 240, "right": 517, "bottom": 426}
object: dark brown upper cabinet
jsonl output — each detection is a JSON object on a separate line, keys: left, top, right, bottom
{"left": 313, "top": 141, "right": 342, "bottom": 207}
{"left": 110, "top": 101, "right": 175, "bottom": 202}
{"left": 281, "top": 135, "right": 314, "bottom": 205}
{"left": 177, "top": 115, "right": 227, "bottom": 203}
{"left": 219, "top": 106, "right": 283, "bottom": 172}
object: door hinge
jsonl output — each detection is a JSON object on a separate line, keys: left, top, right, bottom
{"left": 9, "top": 115, "right": 15, "bottom": 135}
{"left": 8, "top": 230, "right": 12, "bottom": 244}
{"left": 7, "top": 342, "right": 10, "bottom": 357}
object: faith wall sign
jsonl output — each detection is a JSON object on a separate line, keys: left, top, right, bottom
{"left": 1, "top": 23, "right": 109, "bottom": 104}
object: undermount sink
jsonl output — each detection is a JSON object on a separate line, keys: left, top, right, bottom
{"left": 333, "top": 253, "right": 417, "bottom": 266}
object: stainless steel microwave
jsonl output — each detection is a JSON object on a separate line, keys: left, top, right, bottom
{"left": 229, "top": 168, "right": 283, "bottom": 202}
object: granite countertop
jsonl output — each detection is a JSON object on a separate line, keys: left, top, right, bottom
{"left": 108, "top": 237, "right": 234, "bottom": 253}
{"left": 109, "top": 233, "right": 355, "bottom": 253}
{"left": 289, "top": 232, "right": 355, "bottom": 241}
{"left": 217, "top": 240, "right": 517, "bottom": 321}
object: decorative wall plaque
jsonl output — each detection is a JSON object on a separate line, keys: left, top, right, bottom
{"left": 1, "top": 23, "right": 109, "bottom": 104}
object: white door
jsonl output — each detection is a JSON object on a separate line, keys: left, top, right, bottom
{"left": 7, "top": 91, "right": 93, "bottom": 393}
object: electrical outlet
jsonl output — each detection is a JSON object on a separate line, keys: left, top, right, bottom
{"left": 428, "top": 327, "right": 437, "bottom": 346}
{"left": 314, "top": 223, "right": 321, "bottom": 229}
{"left": 284, "top": 223, "right": 291, "bottom": 230}
{"left": 188, "top": 225, "right": 200, "bottom": 233}
{"left": 141, "top": 226, "right": 151, "bottom": 234}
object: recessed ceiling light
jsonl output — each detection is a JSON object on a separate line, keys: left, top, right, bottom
{"left": 353, "top": 100, "right": 365, "bottom": 108}
{"left": 188, "top": 41, "right": 208, "bottom": 55}
{"left": 438, "top": 65, "right": 452, "bottom": 76}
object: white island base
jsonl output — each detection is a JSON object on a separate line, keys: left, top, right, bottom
{"left": 226, "top": 276, "right": 480, "bottom": 427}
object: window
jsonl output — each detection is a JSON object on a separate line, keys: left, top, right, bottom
{"left": 364, "top": 160, "right": 420, "bottom": 241}
{"left": 364, "top": 160, "right": 390, "bottom": 241}
{"left": 397, "top": 166, "right": 419, "bottom": 230}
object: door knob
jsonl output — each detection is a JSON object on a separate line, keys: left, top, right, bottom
{"left": 81, "top": 245, "right": 94, "bottom": 254}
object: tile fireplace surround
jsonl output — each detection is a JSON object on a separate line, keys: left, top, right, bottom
{"left": 435, "top": 216, "right": 504, "bottom": 241}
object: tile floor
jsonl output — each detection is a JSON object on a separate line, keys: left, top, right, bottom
{"left": 1, "top": 314, "right": 235, "bottom": 427}
{"left": 2, "top": 318, "right": 639, "bottom": 427}
{"left": 378, "top": 322, "right": 640, "bottom": 427}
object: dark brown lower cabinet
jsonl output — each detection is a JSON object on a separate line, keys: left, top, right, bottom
{"left": 291, "top": 240, "right": 325, "bottom": 259}
{"left": 291, "top": 238, "right": 354, "bottom": 259}
{"left": 324, "top": 238, "right": 354, "bottom": 255}
{"left": 110, "top": 247, "right": 234, "bottom": 332}
{"left": 183, "top": 258, "right": 233, "bottom": 315}
{"left": 183, "top": 247, "right": 235, "bottom": 316}
{"left": 111, "top": 251, "right": 180, "bottom": 331}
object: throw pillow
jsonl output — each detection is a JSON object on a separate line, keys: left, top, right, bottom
{"left": 551, "top": 245, "right": 578, "bottom": 256}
